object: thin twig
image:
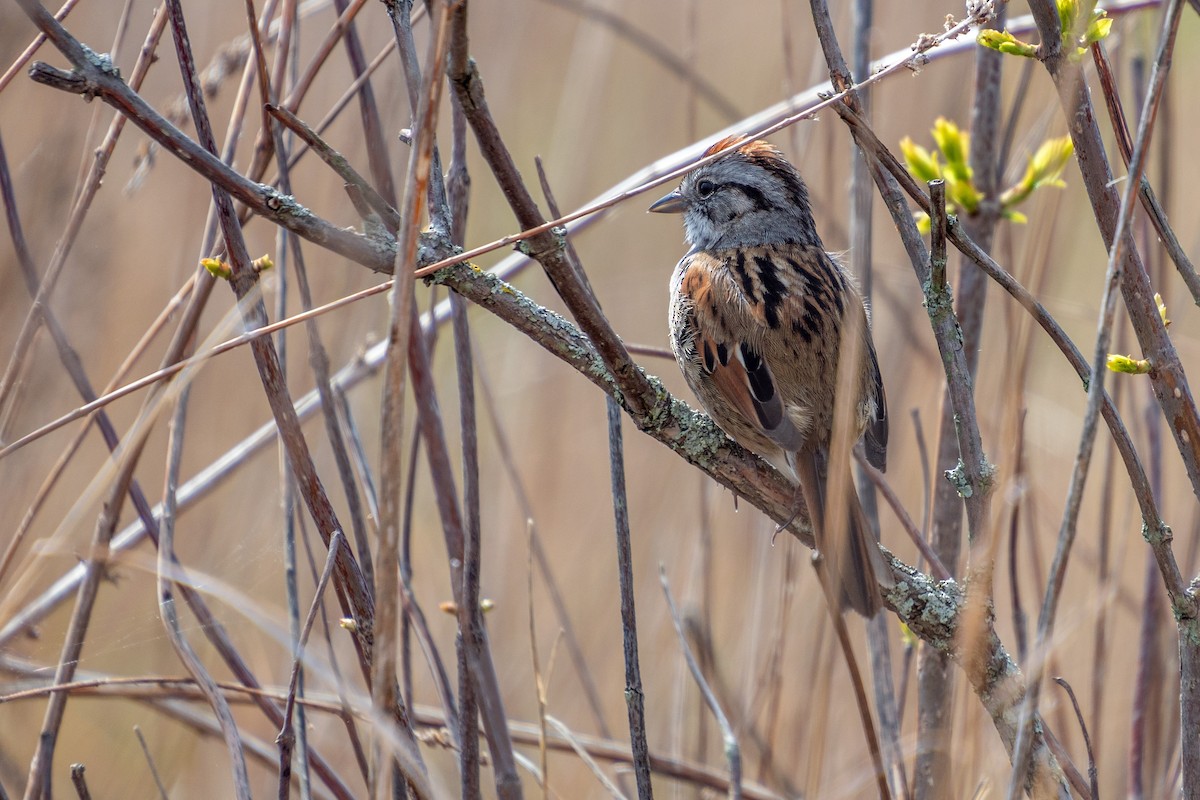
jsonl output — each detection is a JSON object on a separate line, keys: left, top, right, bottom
{"left": 823, "top": 559, "right": 893, "bottom": 798}
{"left": 747, "top": 545, "right": 801, "bottom": 794}
{"left": 0, "top": 0, "right": 139, "bottom": 421}
{"left": 527, "top": 520, "right": 551, "bottom": 800}
{"left": 266, "top": 6, "right": 309, "bottom": 798}
{"left": 929, "top": 179, "right": 948, "bottom": 291}
{"left": 609, "top": 399, "right": 654, "bottom": 799}
{"left": 278, "top": 532, "right": 346, "bottom": 800}
{"left": 9, "top": 669, "right": 340, "bottom": 793}
{"left": 526, "top": 158, "right": 622, "bottom": 745}
{"left": 202, "top": 0, "right": 385, "bottom": 679}
{"left": 267, "top": 103, "right": 398, "bottom": 226}
{"left": 1090, "top": 40, "right": 1200, "bottom": 305}
{"left": 157, "top": 382, "right": 252, "bottom": 800}
{"left": 132, "top": 726, "right": 170, "bottom": 800}
{"left": 1029, "top": 0, "right": 1200, "bottom": 511}
{"left": 1008, "top": 410, "right": 1030, "bottom": 664}
{"left": 273, "top": 34, "right": 398, "bottom": 192}
{"left": 1053, "top": 678, "right": 1099, "bottom": 800}
{"left": 67, "top": 765, "right": 89, "bottom": 800}
{"left": 451, "top": 225, "right": 483, "bottom": 800}
{"left": 855, "top": 453, "right": 951, "bottom": 582}
{"left": 1132, "top": 390, "right": 1167, "bottom": 800}
{"left": 258, "top": 11, "right": 368, "bottom": 792}
{"left": 329, "top": 0, "right": 396, "bottom": 205}
{"left": 660, "top": 566, "right": 741, "bottom": 800}
{"left": 279, "top": 0, "right": 373, "bottom": 125}
{"left": 441, "top": 24, "right": 482, "bottom": 800}
{"left": 545, "top": 716, "right": 629, "bottom": 800}
{"left": 342, "top": 379, "right": 462, "bottom": 753}
{"left": 19, "top": 293, "right": 181, "bottom": 798}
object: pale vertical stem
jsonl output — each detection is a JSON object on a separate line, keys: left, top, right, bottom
{"left": 158, "top": 386, "right": 252, "bottom": 800}
{"left": 374, "top": 0, "right": 450, "bottom": 794}
{"left": 849, "top": 2, "right": 906, "bottom": 796}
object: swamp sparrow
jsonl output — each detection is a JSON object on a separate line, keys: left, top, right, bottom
{"left": 651, "top": 135, "right": 891, "bottom": 616}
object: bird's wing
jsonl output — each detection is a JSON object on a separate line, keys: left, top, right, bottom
{"left": 864, "top": 342, "right": 888, "bottom": 471}
{"left": 678, "top": 253, "right": 806, "bottom": 453}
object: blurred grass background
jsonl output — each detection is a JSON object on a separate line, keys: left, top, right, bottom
{"left": 0, "top": 0, "right": 1198, "bottom": 797}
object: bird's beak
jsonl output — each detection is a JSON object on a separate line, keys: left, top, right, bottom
{"left": 648, "top": 188, "right": 687, "bottom": 214}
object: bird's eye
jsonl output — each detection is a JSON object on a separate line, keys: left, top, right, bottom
{"left": 696, "top": 179, "right": 716, "bottom": 198}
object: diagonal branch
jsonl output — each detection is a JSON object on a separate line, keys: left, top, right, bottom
{"left": 1090, "top": 40, "right": 1200, "bottom": 305}
{"left": 445, "top": 6, "right": 657, "bottom": 418}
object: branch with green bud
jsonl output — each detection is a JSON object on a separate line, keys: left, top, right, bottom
{"left": 1107, "top": 354, "right": 1152, "bottom": 375}
{"left": 1105, "top": 296, "right": 1170, "bottom": 377}
{"left": 201, "top": 254, "right": 275, "bottom": 281}
{"left": 1155, "top": 293, "right": 1171, "bottom": 328}
{"left": 977, "top": 0, "right": 1111, "bottom": 61}
{"left": 976, "top": 29, "right": 1039, "bottom": 58}
{"left": 900, "top": 118, "right": 1074, "bottom": 233}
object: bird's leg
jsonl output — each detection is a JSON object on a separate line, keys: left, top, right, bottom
{"left": 772, "top": 483, "right": 807, "bottom": 545}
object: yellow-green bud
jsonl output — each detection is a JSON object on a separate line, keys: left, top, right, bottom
{"left": 1106, "top": 354, "right": 1151, "bottom": 374}
{"left": 1155, "top": 293, "right": 1170, "bottom": 328}
{"left": 977, "top": 29, "right": 1039, "bottom": 58}
{"left": 900, "top": 137, "right": 941, "bottom": 183}
{"left": 202, "top": 257, "right": 232, "bottom": 280}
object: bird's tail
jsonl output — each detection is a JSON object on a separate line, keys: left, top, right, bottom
{"left": 795, "top": 451, "right": 892, "bottom": 617}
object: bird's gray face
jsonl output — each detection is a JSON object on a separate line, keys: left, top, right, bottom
{"left": 649, "top": 156, "right": 819, "bottom": 251}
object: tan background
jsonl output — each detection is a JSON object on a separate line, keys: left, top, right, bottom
{"left": 1, "top": 0, "right": 1198, "bottom": 797}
